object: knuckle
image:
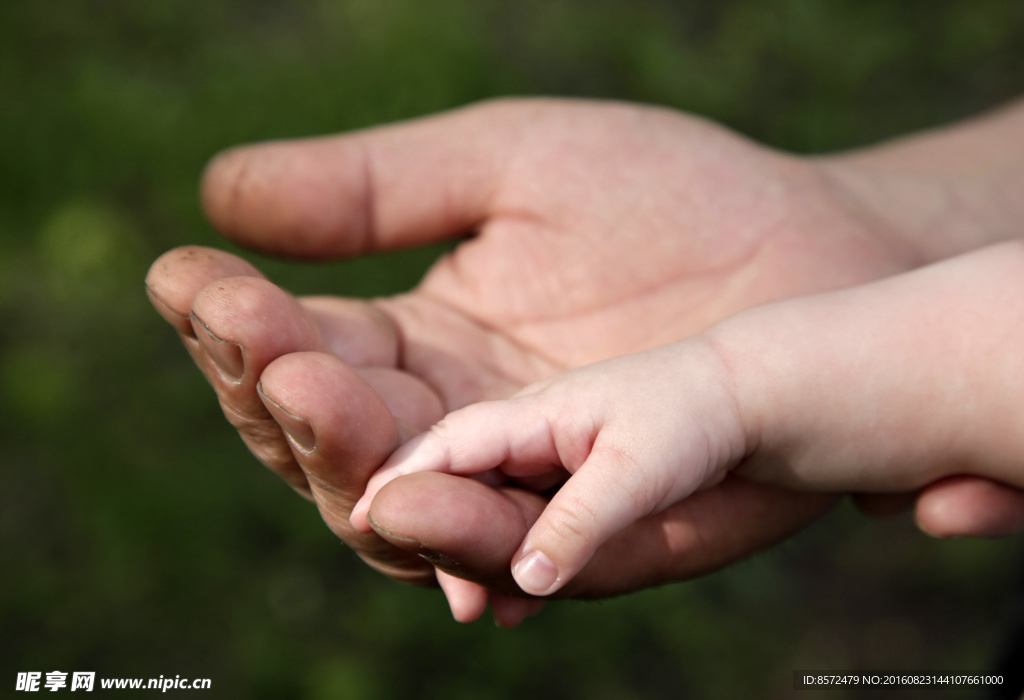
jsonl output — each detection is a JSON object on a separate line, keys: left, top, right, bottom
{"left": 546, "top": 496, "right": 600, "bottom": 547}
{"left": 427, "top": 415, "right": 473, "bottom": 465}
{"left": 429, "top": 416, "right": 455, "bottom": 442}
{"left": 232, "top": 415, "right": 311, "bottom": 496}
{"left": 220, "top": 398, "right": 276, "bottom": 435}
{"left": 315, "top": 499, "right": 359, "bottom": 539}
{"left": 222, "top": 400, "right": 302, "bottom": 468}
{"left": 240, "top": 430, "right": 294, "bottom": 470}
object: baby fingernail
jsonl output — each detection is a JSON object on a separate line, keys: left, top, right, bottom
{"left": 257, "top": 383, "right": 317, "bottom": 454}
{"left": 512, "top": 550, "right": 559, "bottom": 596}
{"left": 191, "top": 312, "right": 244, "bottom": 382}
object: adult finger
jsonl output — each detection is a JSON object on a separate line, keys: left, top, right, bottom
{"left": 188, "top": 276, "right": 323, "bottom": 493}
{"left": 147, "top": 247, "right": 400, "bottom": 370}
{"left": 915, "top": 476, "right": 1024, "bottom": 538}
{"left": 488, "top": 593, "right": 546, "bottom": 628}
{"left": 368, "top": 472, "right": 836, "bottom": 599}
{"left": 146, "top": 246, "right": 266, "bottom": 338}
{"left": 435, "top": 571, "right": 488, "bottom": 623}
{"left": 147, "top": 246, "right": 409, "bottom": 495}
{"left": 200, "top": 100, "right": 546, "bottom": 258}
{"left": 258, "top": 352, "right": 440, "bottom": 584}
{"left": 191, "top": 278, "right": 421, "bottom": 491}
{"left": 434, "top": 566, "right": 545, "bottom": 627}
{"left": 368, "top": 473, "right": 547, "bottom": 593}
{"left": 147, "top": 248, "right": 314, "bottom": 492}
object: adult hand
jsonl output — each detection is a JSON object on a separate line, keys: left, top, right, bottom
{"left": 146, "top": 99, "right": 1024, "bottom": 624}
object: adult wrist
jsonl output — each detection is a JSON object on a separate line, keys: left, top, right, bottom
{"left": 810, "top": 99, "right": 1024, "bottom": 263}
{"left": 813, "top": 155, "right": 1017, "bottom": 264}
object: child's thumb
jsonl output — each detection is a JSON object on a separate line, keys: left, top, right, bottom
{"left": 509, "top": 442, "right": 684, "bottom": 597}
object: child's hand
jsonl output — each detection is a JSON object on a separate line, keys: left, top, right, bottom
{"left": 355, "top": 241, "right": 1024, "bottom": 598}
{"left": 352, "top": 339, "right": 747, "bottom": 596}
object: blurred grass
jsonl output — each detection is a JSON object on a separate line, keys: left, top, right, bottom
{"left": 2, "top": 0, "right": 1023, "bottom": 697}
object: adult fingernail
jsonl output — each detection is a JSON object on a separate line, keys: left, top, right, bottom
{"left": 417, "top": 548, "right": 461, "bottom": 570}
{"left": 257, "top": 382, "right": 317, "bottom": 454}
{"left": 191, "top": 312, "right": 244, "bottom": 382}
{"left": 512, "top": 550, "right": 559, "bottom": 596}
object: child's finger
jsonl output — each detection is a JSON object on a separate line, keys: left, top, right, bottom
{"left": 510, "top": 431, "right": 708, "bottom": 597}
{"left": 348, "top": 432, "right": 443, "bottom": 531}
{"left": 350, "top": 399, "right": 558, "bottom": 531}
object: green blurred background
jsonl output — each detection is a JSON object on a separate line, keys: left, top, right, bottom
{"left": 3, "top": 1, "right": 1024, "bottom": 697}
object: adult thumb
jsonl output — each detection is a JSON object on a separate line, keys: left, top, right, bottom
{"left": 200, "top": 100, "right": 525, "bottom": 259}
